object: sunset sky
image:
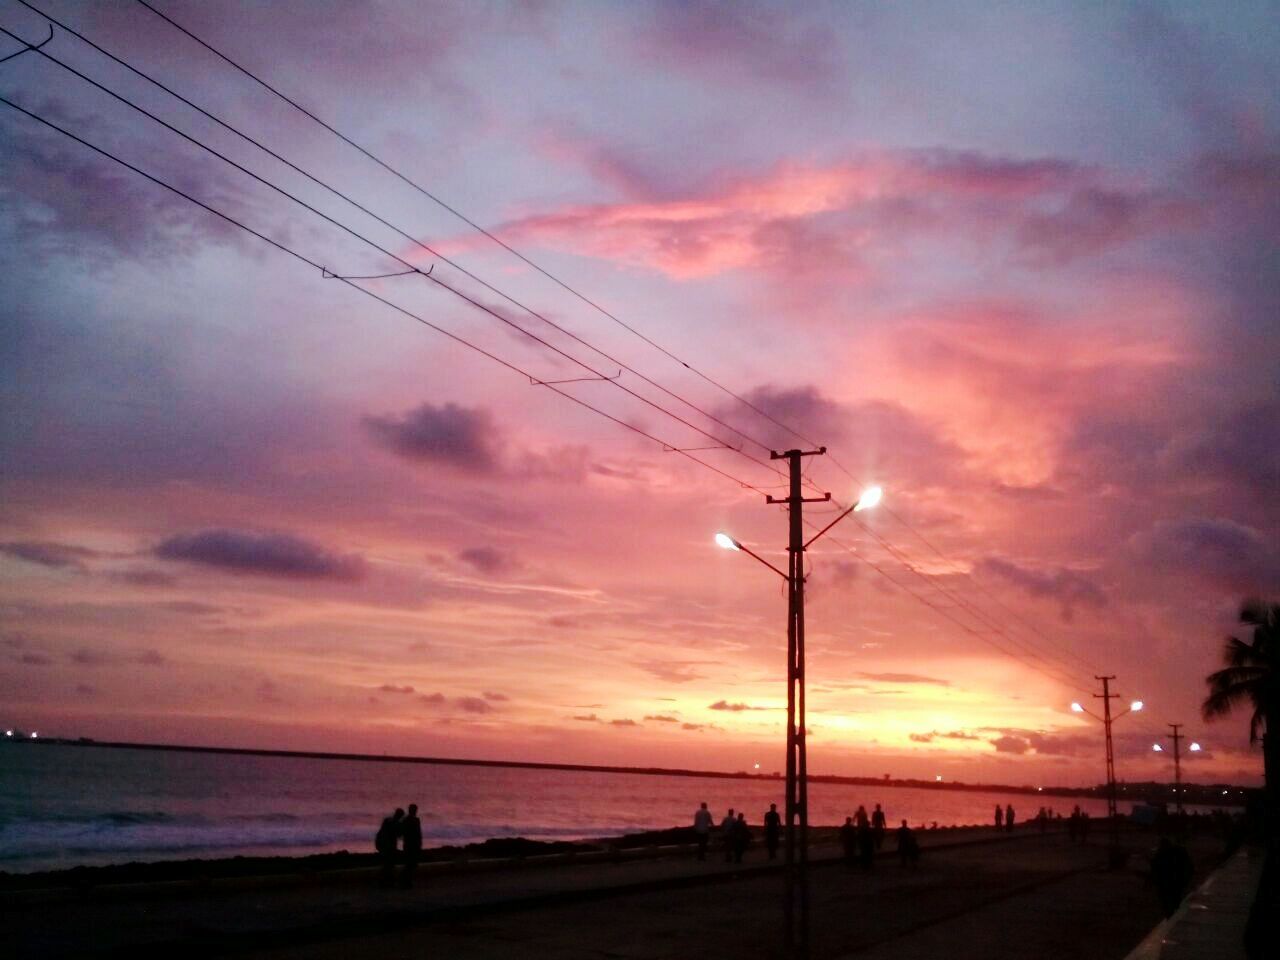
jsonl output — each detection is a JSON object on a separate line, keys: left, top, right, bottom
{"left": 2, "top": 0, "right": 1277, "bottom": 787}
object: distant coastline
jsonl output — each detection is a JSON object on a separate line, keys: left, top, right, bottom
{"left": 11, "top": 735, "right": 1249, "bottom": 807}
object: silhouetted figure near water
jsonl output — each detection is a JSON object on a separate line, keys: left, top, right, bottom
{"left": 375, "top": 807, "right": 404, "bottom": 888}
{"left": 400, "top": 803, "right": 422, "bottom": 888}
{"left": 1069, "top": 805, "right": 1080, "bottom": 842}
{"left": 1080, "top": 811, "right": 1090, "bottom": 843}
{"left": 840, "top": 816, "right": 857, "bottom": 867}
{"left": 732, "top": 812, "right": 750, "bottom": 863}
{"left": 871, "top": 803, "right": 887, "bottom": 849}
{"left": 720, "top": 808, "right": 736, "bottom": 862}
{"left": 764, "top": 803, "right": 781, "bottom": 860}
{"left": 896, "top": 820, "right": 919, "bottom": 868}
{"left": 1005, "top": 803, "right": 1015, "bottom": 832}
{"left": 994, "top": 804, "right": 1004, "bottom": 830}
{"left": 694, "top": 802, "right": 713, "bottom": 860}
{"left": 1037, "top": 807, "right": 1048, "bottom": 833}
{"left": 1151, "top": 836, "right": 1194, "bottom": 918}
{"left": 857, "top": 818, "right": 875, "bottom": 868}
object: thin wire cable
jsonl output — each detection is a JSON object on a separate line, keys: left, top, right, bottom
{"left": 16, "top": 0, "right": 792, "bottom": 469}
{"left": 123, "top": 1, "right": 1117, "bottom": 689}
{"left": 0, "top": 29, "right": 793, "bottom": 486}
{"left": 130, "top": 0, "right": 828, "bottom": 449}
{"left": 0, "top": 93, "right": 773, "bottom": 501}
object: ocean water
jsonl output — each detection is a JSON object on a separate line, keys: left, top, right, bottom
{"left": 1, "top": 743, "right": 1130, "bottom": 874}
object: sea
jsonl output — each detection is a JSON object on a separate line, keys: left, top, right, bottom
{"left": 1, "top": 742, "right": 1143, "bottom": 874}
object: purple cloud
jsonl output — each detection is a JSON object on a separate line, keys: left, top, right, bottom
{"left": 709, "top": 700, "right": 768, "bottom": 712}
{"left": 976, "top": 557, "right": 1106, "bottom": 622}
{"left": 991, "top": 735, "right": 1032, "bottom": 754}
{"left": 856, "top": 672, "right": 950, "bottom": 686}
{"left": 1130, "top": 517, "right": 1280, "bottom": 594}
{"left": 0, "top": 541, "right": 96, "bottom": 571}
{"left": 458, "top": 547, "right": 518, "bottom": 576}
{"left": 457, "top": 696, "right": 493, "bottom": 714}
{"left": 363, "top": 403, "right": 498, "bottom": 472}
{"left": 155, "top": 529, "right": 365, "bottom": 581}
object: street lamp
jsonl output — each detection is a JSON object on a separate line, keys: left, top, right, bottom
{"left": 716, "top": 472, "right": 882, "bottom": 959}
{"left": 1070, "top": 677, "right": 1142, "bottom": 865}
{"left": 1156, "top": 724, "right": 1202, "bottom": 813}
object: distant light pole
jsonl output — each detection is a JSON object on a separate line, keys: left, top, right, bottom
{"left": 1153, "top": 724, "right": 1202, "bottom": 813}
{"left": 1071, "top": 678, "right": 1142, "bottom": 864}
{"left": 718, "top": 460, "right": 882, "bottom": 960}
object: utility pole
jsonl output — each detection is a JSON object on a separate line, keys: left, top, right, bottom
{"left": 766, "top": 447, "right": 828, "bottom": 960}
{"left": 1167, "top": 723, "right": 1184, "bottom": 814}
{"left": 1095, "top": 675, "right": 1121, "bottom": 860}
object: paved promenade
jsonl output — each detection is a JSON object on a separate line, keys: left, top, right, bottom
{"left": 2, "top": 828, "right": 1230, "bottom": 959}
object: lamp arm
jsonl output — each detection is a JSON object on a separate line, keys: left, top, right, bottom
{"left": 803, "top": 503, "right": 856, "bottom": 549}
{"left": 736, "top": 542, "right": 790, "bottom": 581}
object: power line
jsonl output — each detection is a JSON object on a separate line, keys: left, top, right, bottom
{"left": 16, "top": 0, "right": 792, "bottom": 468}
{"left": 0, "top": 25, "right": 793, "bottom": 486}
{"left": 0, "top": 93, "right": 773, "bottom": 501}
{"left": 129, "top": 0, "right": 827, "bottom": 450}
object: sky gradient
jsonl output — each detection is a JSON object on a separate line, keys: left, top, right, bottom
{"left": 2, "top": 0, "right": 1278, "bottom": 787}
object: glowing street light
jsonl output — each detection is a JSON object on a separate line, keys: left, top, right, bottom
{"left": 1152, "top": 743, "right": 1163, "bottom": 752}
{"left": 716, "top": 471, "right": 883, "bottom": 958}
{"left": 1130, "top": 701, "right": 1144, "bottom": 713}
{"left": 1189, "top": 742, "right": 1202, "bottom": 752}
{"left": 1071, "top": 702, "right": 1084, "bottom": 713}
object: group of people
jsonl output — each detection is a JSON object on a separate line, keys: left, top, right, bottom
{"left": 993, "top": 803, "right": 1016, "bottom": 831}
{"left": 692, "top": 802, "right": 784, "bottom": 862}
{"left": 839, "top": 804, "right": 918, "bottom": 868}
{"left": 375, "top": 803, "right": 423, "bottom": 888}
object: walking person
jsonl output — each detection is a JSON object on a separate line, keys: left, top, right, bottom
{"left": 375, "top": 807, "right": 404, "bottom": 888}
{"left": 693, "top": 802, "right": 713, "bottom": 861}
{"left": 857, "top": 816, "right": 875, "bottom": 868}
{"left": 896, "top": 819, "right": 919, "bottom": 868}
{"left": 994, "top": 804, "right": 1004, "bottom": 830}
{"left": 763, "top": 803, "right": 781, "bottom": 860}
{"left": 732, "top": 812, "right": 750, "bottom": 863}
{"left": 840, "top": 816, "right": 857, "bottom": 867}
{"left": 871, "top": 803, "right": 887, "bottom": 850}
{"left": 400, "top": 803, "right": 422, "bottom": 888}
{"left": 720, "top": 808, "right": 736, "bottom": 862}
{"left": 1005, "top": 803, "right": 1016, "bottom": 832}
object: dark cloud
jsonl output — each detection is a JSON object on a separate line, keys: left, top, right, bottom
{"left": 909, "top": 732, "right": 934, "bottom": 743}
{"left": 111, "top": 568, "right": 178, "bottom": 588}
{"left": 1178, "top": 401, "right": 1280, "bottom": 501}
{"left": 379, "top": 684, "right": 415, "bottom": 694}
{"left": 458, "top": 546, "right": 518, "bottom": 576}
{"left": 572, "top": 713, "right": 600, "bottom": 722}
{"left": 682, "top": 722, "right": 705, "bottom": 731}
{"left": 154, "top": 529, "right": 365, "bottom": 581}
{"left": 1129, "top": 517, "right": 1280, "bottom": 594}
{"left": 911, "top": 729, "right": 980, "bottom": 743}
{"left": 419, "top": 692, "right": 446, "bottom": 706}
{"left": 644, "top": 714, "right": 679, "bottom": 723}
{"left": 70, "top": 647, "right": 110, "bottom": 666}
{"left": 610, "top": 718, "right": 638, "bottom": 726}
{"left": 976, "top": 557, "right": 1106, "bottom": 622}
{"left": 991, "top": 735, "right": 1032, "bottom": 754}
{"left": 135, "top": 649, "right": 166, "bottom": 666}
{"left": 457, "top": 696, "right": 493, "bottom": 714}
{"left": 20, "top": 652, "right": 51, "bottom": 666}
{"left": 0, "top": 540, "right": 96, "bottom": 571}
{"left": 708, "top": 700, "right": 768, "bottom": 712}
{"left": 855, "top": 672, "right": 950, "bottom": 686}
{"left": 482, "top": 691, "right": 508, "bottom": 701}
{"left": 363, "top": 403, "right": 498, "bottom": 472}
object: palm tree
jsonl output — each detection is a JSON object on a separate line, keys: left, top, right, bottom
{"left": 1202, "top": 598, "right": 1279, "bottom": 842}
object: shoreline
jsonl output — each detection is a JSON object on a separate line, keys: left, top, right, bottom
{"left": 9, "top": 737, "right": 1249, "bottom": 806}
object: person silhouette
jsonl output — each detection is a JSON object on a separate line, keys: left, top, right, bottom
{"left": 693, "top": 802, "right": 713, "bottom": 860}
{"left": 733, "top": 812, "right": 750, "bottom": 863}
{"left": 1151, "top": 836, "right": 1193, "bottom": 917}
{"left": 375, "top": 807, "right": 404, "bottom": 888}
{"left": 720, "top": 808, "right": 736, "bottom": 862}
{"left": 400, "top": 803, "right": 422, "bottom": 888}
{"left": 1005, "top": 803, "right": 1016, "bottom": 833}
{"left": 840, "top": 816, "right": 857, "bottom": 867}
{"left": 896, "top": 819, "right": 919, "bottom": 867}
{"left": 764, "top": 803, "right": 781, "bottom": 860}
{"left": 994, "top": 804, "right": 1004, "bottom": 830}
{"left": 871, "top": 803, "right": 887, "bottom": 850}
{"left": 857, "top": 816, "right": 874, "bottom": 868}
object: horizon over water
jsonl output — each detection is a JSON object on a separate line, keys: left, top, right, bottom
{"left": 0, "top": 742, "right": 1198, "bottom": 874}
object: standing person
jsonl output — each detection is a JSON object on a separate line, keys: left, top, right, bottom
{"left": 1150, "top": 837, "right": 1194, "bottom": 917}
{"left": 1005, "top": 803, "right": 1016, "bottom": 832}
{"left": 994, "top": 804, "right": 1004, "bottom": 830}
{"left": 1080, "top": 811, "right": 1091, "bottom": 843}
{"left": 733, "top": 812, "right": 750, "bottom": 864}
{"left": 693, "top": 802, "right": 713, "bottom": 861}
{"left": 763, "top": 803, "right": 781, "bottom": 860}
{"left": 854, "top": 804, "right": 870, "bottom": 829}
{"left": 375, "top": 807, "right": 404, "bottom": 888}
{"left": 857, "top": 816, "right": 875, "bottom": 868}
{"left": 720, "top": 808, "right": 736, "bottom": 862}
{"left": 1069, "top": 805, "right": 1081, "bottom": 843}
{"left": 840, "top": 816, "right": 857, "bottom": 867}
{"left": 896, "top": 820, "right": 919, "bottom": 868}
{"left": 871, "top": 803, "right": 887, "bottom": 850}
{"left": 400, "top": 803, "right": 422, "bottom": 889}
